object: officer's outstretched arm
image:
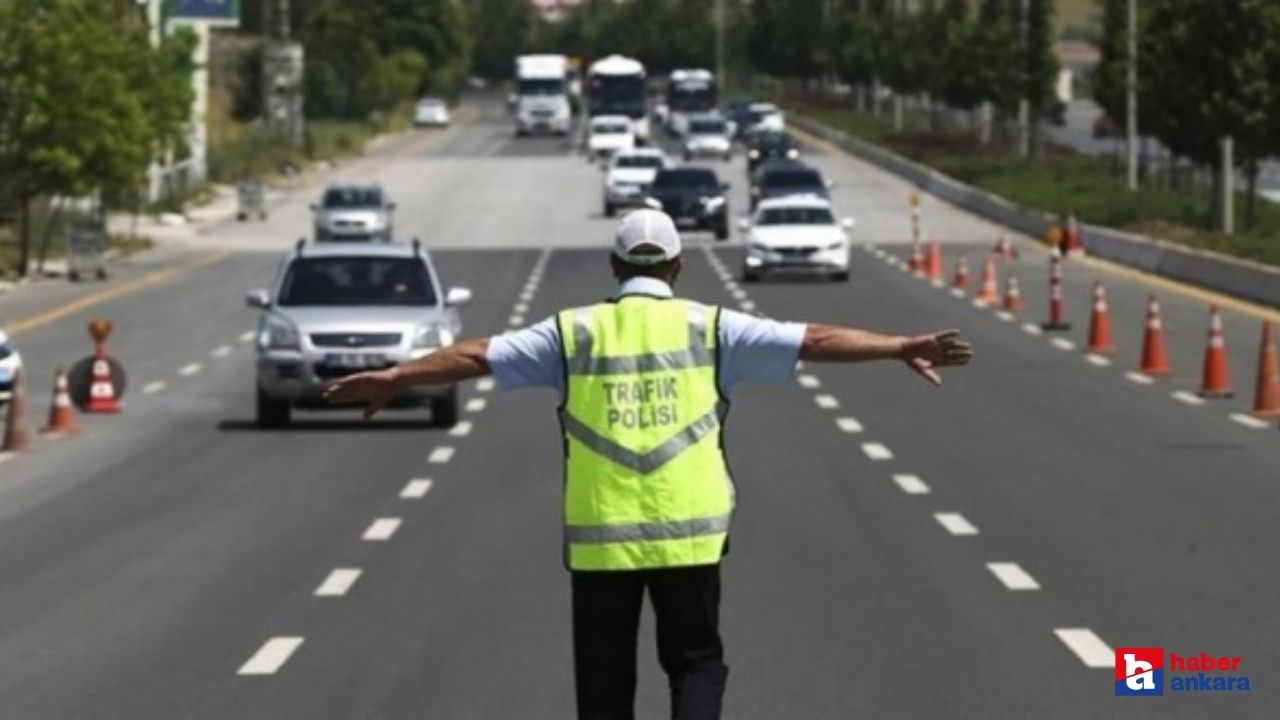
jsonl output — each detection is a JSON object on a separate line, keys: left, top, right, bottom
{"left": 322, "top": 338, "right": 492, "bottom": 419}
{"left": 800, "top": 325, "right": 973, "bottom": 386}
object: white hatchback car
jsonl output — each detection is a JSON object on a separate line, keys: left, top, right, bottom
{"left": 0, "top": 330, "right": 23, "bottom": 405}
{"left": 414, "top": 97, "right": 450, "bottom": 128}
{"left": 586, "top": 115, "right": 635, "bottom": 162}
{"left": 740, "top": 195, "right": 854, "bottom": 282}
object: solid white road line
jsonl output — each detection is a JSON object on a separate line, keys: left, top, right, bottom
{"left": 1125, "top": 371, "right": 1155, "bottom": 385}
{"left": 315, "top": 568, "right": 362, "bottom": 597}
{"left": 797, "top": 374, "right": 821, "bottom": 389}
{"left": 362, "top": 517, "right": 402, "bottom": 541}
{"left": 987, "top": 562, "right": 1041, "bottom": 591}
{"left": 237, "top": 637, "right": 304, "bottom": 676}
{"left": 178, "top": 363, "right": 202, "bottom": 377}
{"left": 465, "top": 398, "right": 487, "bottom": 413}
{"left": 449, "top": 420, "right": 474, "bottom": 437}
{"left": 934, "top": 512, "right": 979, "bottom": 536}
{"left": 1085, "top": 354, "right": 1112, "bottom": 367}
{"left": 1051, "top": 338, "right": 1076, "bottom": 351}
{"left": 212, "top": 345, "right": 233, "bottom": 359}
{"left": 142, "top": 381, "right": 167, "bottom": 395}
{"left": 892, "top": 474, "right": 930, "bottom": 494}
{"left": 861, "top": 442, "right": 893, "bottom": 461}
{"left": 1230, "top": 413, "right": 1271, "bottom": 430}
{"left": 836, "top": 417, "right": 863, "bottom": 434}
{"left": 428, "top": 446, "right": 455, "bottom": 464}
{"left": 1022, "top": 323, "right": 1043, "bottom": 336}
{"left": 401, "top": 478, "right": 434, "bottom": 499}
{"left": 476, "top": 378, "right": 496, "bottom": 393}
{"left": 239, "top": 331, "right": 256, "bottom": 343}
{"left": 1054, "top": 628, "right": 1115, "bottom": 669}
{"left": 1171, "top": 390, "right": 1206, "bottom": 406}
{"left": 814, "top": 394, "right": 839, "bottom": 409}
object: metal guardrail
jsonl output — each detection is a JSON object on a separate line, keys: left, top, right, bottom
{"left": 790, "top": 114, "right": 1280, "bottom": 310}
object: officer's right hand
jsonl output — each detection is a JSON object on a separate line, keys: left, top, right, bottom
{"left": 900, "top": 329, "right": 973, "bottom": 386}
{"left": 323, "top": 368, "right": 398, "bottom": 419}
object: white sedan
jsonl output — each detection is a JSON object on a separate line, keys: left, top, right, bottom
{"left": 414, "top": 98, "right": 450, "bottom": 128}
{"left": 586, "top": 115, "right": 635, "bottom": 162}
{"left": 602, "top": 148, "right": 670, "bottom": 217}
{"left": 0, "top": 330, "right": 23, "bottom": 405}
{"left": 739, "top": 195, "right": 854, "bottom": 282}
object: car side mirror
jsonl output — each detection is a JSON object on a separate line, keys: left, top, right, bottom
{"left": 737, "top": 218, "right": 752, "bottom": 233}
{"left": 841, "top": 217, "right": 855, "bottom": 230}
{"left": 720, "top": 181, "right": 731, "bottom": 191}
{"left": 245, "top": 289, "right": 271, "bottom": 309}
{"left": 644, "top": 197, "right": 663, "bottom": 210}
{"left": 445, "top": 286, "right": 473, "bottom": 307}
{"left": 826, "top": 180, "right": 837, "bottom": 190}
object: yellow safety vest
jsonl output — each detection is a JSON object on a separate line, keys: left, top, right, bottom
{"left": 557, "top": 296, "right": 734, "bottom": 571}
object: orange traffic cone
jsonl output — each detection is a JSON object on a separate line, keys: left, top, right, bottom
{"left": 925, "top": 239, "right": 944, "bottom": 284}
{"left": 1252, "top": 321, "right": 1280, "bottom": 418}
{"left": 974, "top": 255, "right": 999, "bottom": 306}
{"left": 1041, "top": 256, "right": 1071, "bottom": 330}
{"left": 1087, "top": 282, "right": 1114, "bottom": 354}
{"left": 952, "top": 256, "right": 970, "bottom": 290}
{"left": 1003, "top": 275, "right": 1023, "bottom": 314}
{"left": 1139, "top": 295, "right": 1171, "bottom": 377}
{"left": 1198, "top": 306, "right": 1233, "bottom": 398}
{"left": 3, "top": 370, "right": 31, "bottom": 452}
{"left": 86, "top": 354, "right": 121, "bottom": 414}
{"left": 41, "top": 367, "right": 79, "bottom": 435}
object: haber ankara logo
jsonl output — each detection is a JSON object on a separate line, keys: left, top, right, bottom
{"left": 1116, "top": 648, "right": 1163, "bottom": 696}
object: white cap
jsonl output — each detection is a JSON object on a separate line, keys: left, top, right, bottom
{"left": 613, "top": 209, "right": 681, "bottom": 265}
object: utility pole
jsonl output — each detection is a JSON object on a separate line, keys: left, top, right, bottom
{"left": 263, "top": 0, "right": 305, "bottom": 147}
{"left": 893, "top": 0, "right": 905, "bottom": 132}
{"left": 715, "top": 0, "right": 725, "bottom": 90}
{"left": 1222, "top": 136, "right": 1234, "bottom": 235}
{"left": 1125, "top": 0, "right": 1139, "bottom": 190}
{"left": 1017, "top": 0, "right": 1030, "bottom": 158}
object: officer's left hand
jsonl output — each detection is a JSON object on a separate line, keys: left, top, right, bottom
{"left": 900, "top": 329, "right": 973, "bottom": 386}
{"left": 323, "top": 368, "right": 398, "bottom": 419}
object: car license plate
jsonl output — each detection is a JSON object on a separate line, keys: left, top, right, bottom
{"left": 323, "top": 353, "right": 386, "bottom": 369}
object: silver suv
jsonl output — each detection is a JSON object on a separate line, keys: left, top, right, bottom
{"left": 246, "top": 240, "right": 472, "bottom": 428}
{"left": 311, "top": 183, "right": 395, "bottom": 242}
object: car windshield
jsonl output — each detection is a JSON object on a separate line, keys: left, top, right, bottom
{"left": 323, "top": 188, "right": 383, "bottom": 209}
{"left": 518, "top": 78, "right": 565, "bottom": 96}
{"left": 589, "top": 75, "right": 647, "bottom": 117}
{"left": 278, "top": 257, "right": 436, "bottom": 307}
{"left": 594, "top": 122, "right": 629, "bottom": 134}
{"left": 764, "top": 170, "right": 823, "bottom": 188}
{"left": 690, "top": 119, "right": 726, "bottom": 134}
{"left": 758, "top": 207, "right": 835, "bottom": 225}
{"left": 616, "top": 155, "right": 663, "bottom": 169}
{"left": 653, "top": 170, "right": 718, "bottom": 191}
{"left": 418, "top": 99, "right": 443, "bottom": 109}
{"left": 752, "top": 133, "right": 793, "bottom": 150}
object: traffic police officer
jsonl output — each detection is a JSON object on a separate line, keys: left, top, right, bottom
{"left": 324, "top": 209, "right": 973, "bottom": 719}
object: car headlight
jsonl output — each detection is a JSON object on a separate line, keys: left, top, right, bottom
{"left": 786, "top": 148, "right": 799, "bottom": 159}
{"left": 414, "top": 325, "right": 455, "bottom": 349}
{"left": 748, "top": 149, "right": 760, "bottom": 160}
{"left": 702, "top": 196, "right": 726, "bottom": 211}
{"left": 260, "top": 314, "right": 300, "bottom": 351}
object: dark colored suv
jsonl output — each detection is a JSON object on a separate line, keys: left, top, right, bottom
{"left": 744, "top": 130, "right": 800, "bottom": 175}
{"left": 645, "top": 167, "right": 730, "bottom": 240}
{"left": 749, "top": 160, "right": 830, "bottom": 210}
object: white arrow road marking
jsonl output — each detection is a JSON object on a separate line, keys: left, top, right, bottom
{"left": 1054, "top": 628, "right": 1115, "bottom": 669}
{"left": 237, "top": 637, "right": 304, "bottom": 676}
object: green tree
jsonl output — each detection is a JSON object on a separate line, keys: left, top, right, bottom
{"left": 469, "top": 0, "right": 537, "bottom": 80}
{"left": 1092, "top": 0, "right": 1130, "bottom": 126}
{"left": 747, "top": 0, "right": 825, "bottom": 80}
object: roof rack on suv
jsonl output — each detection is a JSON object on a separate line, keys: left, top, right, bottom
{"left": 411, "top": 237, "right": 422, "bottom": 256}
{"left": 295, "top": 238, "right": 307, "bottom": 256}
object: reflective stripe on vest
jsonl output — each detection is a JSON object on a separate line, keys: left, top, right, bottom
{"left": 558, "top": 298, "right": 733, "bottom": 571}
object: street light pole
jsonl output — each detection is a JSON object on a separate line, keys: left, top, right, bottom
{"left": 715, "top": 0, "right": 725, "bottom": 89}
{"left": 1125, "top": 0, "right": 1139, "bottom": 190}
{"left": 1017, "top": 0, "right": 1030, "bottom": 158}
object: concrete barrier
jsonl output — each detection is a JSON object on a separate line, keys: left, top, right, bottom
{"left": 791, "top": 114, "right": 1280, "bottom": 310}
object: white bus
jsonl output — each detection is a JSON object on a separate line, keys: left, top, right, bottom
{"left": 587, "top": 54, "right": 649, "bottom": 145}
{"left": 665, "top": 68, "right": 717, "bottom": 137}
{"left": 514, "top": 54, "right": 572, "bottom": 136}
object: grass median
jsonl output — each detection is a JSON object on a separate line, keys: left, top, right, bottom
{"left": 796, "top": 103, "right": 1280, "bottom": 268}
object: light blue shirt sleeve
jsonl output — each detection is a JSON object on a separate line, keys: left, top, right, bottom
{"left": 715, "top": 309, "right": 807, "bottom": 395}
{"left": 485, "top": 317, "right": 566, "bottom": 393}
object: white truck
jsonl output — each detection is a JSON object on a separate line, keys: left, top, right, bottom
{"left": 513, "top": 54, "right": 572, "bottom": 136}
{"left": 587, "top": 54, "right": 649, "bottom": 145}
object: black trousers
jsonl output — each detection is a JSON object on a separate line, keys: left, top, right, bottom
{"left": 571, "top": 564, "right": 729, "bottom": 720}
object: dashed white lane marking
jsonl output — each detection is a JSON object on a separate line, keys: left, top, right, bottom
{"left": 428, "top": 446, "right": 455, "bottom": 464}
{"left": 509, "top": 315, "right": 525, "bottom": 327}
{"left": 836, "top": 417, "right": 863, "bottom": 433}
{"left": 995, "top": 311, "right": 1016, "bottom": 322}
{"left": 1021, "top": 323, "right": 1043, "bottom": 336}
{"left": 1051, "top": 338, "right": 1076, "bottom": 351}
{"left": 987, "top": 562, "right": 1041, "bottom": 591}
{"left": 892, "top": 474, "right": 930, "bottom": 494}
{"left": 931, "top": 280, "right": 946, "bottom": 289}
{"left": 237, "top": 637, "right": 304, "bottom": 676}
{"left": 476, "top": 378, "right": 496, "bottom": 393}
{"left": 1230, "top": 413, "right": 1271, "bottom": 429}
{"left": 861, "top": 442, "right": 893, "bottom": 461}
{"left": 314, "top": 568, "right": 362, "bottom": 597}
{"left": 142, "top": 381, "right": 167, "bottom": 395}
{"left": 448, "top": 420, "right": 474, "bottom": 437}
{"left": 178, "top": 362, "right": 202, "bottom": 377}
{"left": 730, "top": 288, "right": 748, "bottom": 301}
{"left": 934, "top": 512, "right": 979, "bottom": 536}
{"left": 519, "top": 290, "right": 534, "bottom": 303}
{"left": 1054, "top": 628, "right": 1115, "bottom": 669}
{"left": 362, "top": 517, "right": 402, "bottom": 541}
{"left": 814, "top": 394, "right": 839, "bottom": 409}
{"left": 239, "top": 331, "right": 256, "bottom": 343}
{"left": 513, "top": 302, "right": 529, "bottom": 314}
{"left": 797, "top": 374, "right": 821, "bottom": 389}
{"left": 949, "top": 288, "right": 966, "bottom": 298}
{"left": 212, "top": 345, "right": 233, "bottom": 359}
{"left": 1125, "top": 371, "right": 1155, "bottom": 385}
{"left": 1171, "top": 390, "right": 1206, "bottom": 406}
{"left": 740, "top": 300, "right": 757, "bottom": 312}
{"left": 970, "top": 298, "right": 990, "bottom": 309}
{"left": 465, "top": 398, "right": 487, "bottom": 413}
{"left": 401, "top": 478, "right": 434, "bottom": 499}
{"left": 1085, "top": 354, "right": 1112, "bottom": 367}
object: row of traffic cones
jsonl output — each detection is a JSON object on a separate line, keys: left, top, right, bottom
{"left": 3, "top": 368, "right": 81, "bottom": 452}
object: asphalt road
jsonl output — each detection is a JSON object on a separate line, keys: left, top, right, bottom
{"left": 0, "top": 95, "right": 1276, "bottom": 718}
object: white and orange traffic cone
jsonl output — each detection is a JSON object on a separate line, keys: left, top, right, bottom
{"left": 1198, "top": 305, "right": 1233, "bottom": 398}
{"left": 1139, "top": 295, "right": 1171, "bottom": 377}
{"left": 974, "top": 255, "right": 999, "bottom": 306}
{"left": 925, "top": 238, "right": 944, "bottom": 284}
{"left": 86, "top": 354, "right": 121, "bottom": 414}
{"left": 1252, "top": 321, "right": 1280, "bottom": 418}
{"left": 3, "top": 370, "right": 31, "bottom": 452}
{"left": 1003, "top": 275, "right": 1023, "bottom": 314}
{"left": 1041, "top": 256, "right": 1071, "bottom": 331}
{"left": 1087, "top": 282, "right": 1114, "bottom": 354}
{"left": 952, "top": 256, "right": 970, "bottom": 291}
{"left": 41, "top": 367, "right": 79, "bottom": 435}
